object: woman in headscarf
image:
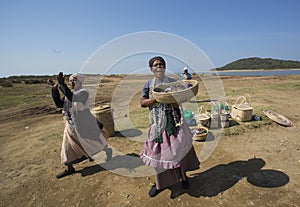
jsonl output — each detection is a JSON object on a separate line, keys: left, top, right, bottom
{"left": 140, "top": 56, "right": 200, "bottom": 197}
{"left": 181, "top": 67, "right": 192, "bottom": 80}
{"left": 48, "top": 72, "right": 112, "bottom": 179}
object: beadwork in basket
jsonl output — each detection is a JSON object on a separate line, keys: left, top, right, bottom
{"left": 153, "top": 80, "right": 198, "bottom": 104}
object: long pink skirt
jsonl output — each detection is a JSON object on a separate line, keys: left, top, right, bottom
{"left": 140, "top": 122, "right": 200, "bottom": 189}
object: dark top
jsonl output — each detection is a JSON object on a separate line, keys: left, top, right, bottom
{"left": 51, "top": 83, "right": 103, "bottom": 129}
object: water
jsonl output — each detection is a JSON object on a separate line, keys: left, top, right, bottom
{"left": 202, "top": 69, "right": 300, "bottom": 76}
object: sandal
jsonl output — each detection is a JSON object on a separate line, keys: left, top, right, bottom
{"left": 148, "top": 184, "right": 162, "bottom": 197}
{"left": 56, "top": 168, "right": 75, "bottom": 179}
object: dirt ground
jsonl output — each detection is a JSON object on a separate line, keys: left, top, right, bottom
{"left": 0, "top": 75, "right": 300, "bottom": 207}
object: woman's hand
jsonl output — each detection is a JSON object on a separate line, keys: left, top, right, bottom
{"left": 47, "top": 79, "right": 58, "bottom": 90}
{"left": 57, "top": 72, "right": 65, "bottom": 85}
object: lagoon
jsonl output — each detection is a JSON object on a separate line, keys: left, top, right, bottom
{"left": 206, "top": 69, "right": 300, "bottom": 76}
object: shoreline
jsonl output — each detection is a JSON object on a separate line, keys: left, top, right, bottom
{"left": 211, "top": 68, "right": 300, "bottom": 72}
{"left": 2, "top": 69, "right": 300, "bottom": 79}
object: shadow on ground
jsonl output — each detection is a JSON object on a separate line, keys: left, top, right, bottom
{"left": 115, "top": 128, "right": 143, "bottom": 137}
{"left": 78, "top": 153, "right": 143, "bottom": 177}
{"left": 168, "top": 157, "right": 289, "bottom": 199}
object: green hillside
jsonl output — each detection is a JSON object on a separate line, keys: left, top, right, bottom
{"left": 215, "top": 57, "right": 300, "bottom": 71}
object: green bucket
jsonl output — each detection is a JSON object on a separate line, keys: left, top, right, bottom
{"left": 184, "top": 110, "right": 193, "bottom": 120}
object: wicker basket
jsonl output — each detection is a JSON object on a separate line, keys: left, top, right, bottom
{"left": 152, "top": 80, "right": 198, "bottom": 104}
{"left": 92, "top": 104, "right": 115, "bottom": 136}
{"left": 192, "top": 126, "right": 209, "bottom": 141}
{"left": 263, "top": 109, "right": 293, "bottom": 127}
{"left": 195, "top": 106, "right": 211, "bottom": 128}
{"left": 231, "top": 94, "right": 253, "bottom": 122}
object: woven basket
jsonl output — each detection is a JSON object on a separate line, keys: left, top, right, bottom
{"left": 153, "top": 80, "right": 198, "bottom": 104}
{"left": 232, "top": 94, "right": 253, "bottom": 122}
{"left": 192, "top": 126, "right": 209, "bottom": 141}
{"left": 92, "top": 104, "right": 115, "bottom": 136}
{"left": 263, "top": 109, "right": 293, "bottom": 127}
{"left": 195, "top": 106, "right": 211, "bottom": 128}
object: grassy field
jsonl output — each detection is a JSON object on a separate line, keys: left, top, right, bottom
{"left": 0, "top": 82, "right": 51, "bottom": 110}
{"left": 1, "top": 74, "right": 299, "bottom": 133}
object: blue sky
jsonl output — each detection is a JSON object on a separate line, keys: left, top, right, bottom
{"left": 1, "top": 0, "right": 300, "bottom": 77}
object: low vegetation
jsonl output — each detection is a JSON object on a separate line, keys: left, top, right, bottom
{"left": 214, "top": 57, "right": 300, "bottom": 70}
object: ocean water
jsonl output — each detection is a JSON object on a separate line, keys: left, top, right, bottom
{"left": 207, "top": 69, "right": 300, "bottom": 76}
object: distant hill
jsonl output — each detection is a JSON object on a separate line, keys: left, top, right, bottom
{"left": 214, "top": 57, "right": 300, "bottom": 71}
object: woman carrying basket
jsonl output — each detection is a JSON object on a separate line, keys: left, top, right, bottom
{"left": 139, "top": 56, "right": 200, "bottom": 197}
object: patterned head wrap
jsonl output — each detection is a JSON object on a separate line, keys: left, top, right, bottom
{"left": 148, "top": 56, "right": 166, "bottom": 68}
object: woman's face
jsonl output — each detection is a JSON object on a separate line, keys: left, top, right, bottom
{"left": 151, "top": 60, "right": 166, "bottom": 80}
{"left": 69, "top": 77, "right": 81, "bottom": 90}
